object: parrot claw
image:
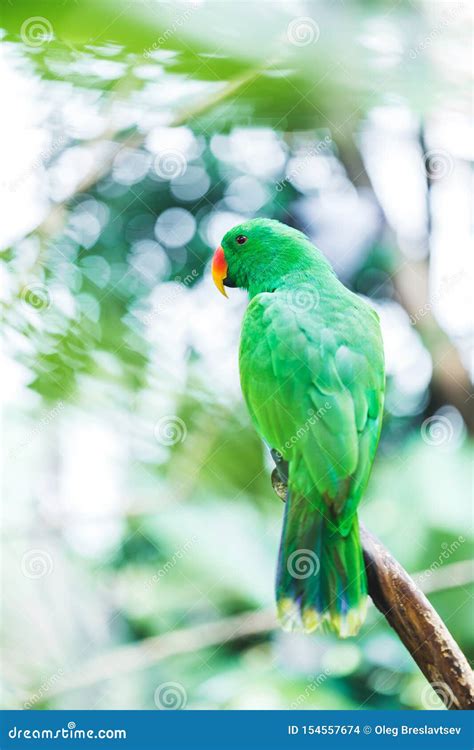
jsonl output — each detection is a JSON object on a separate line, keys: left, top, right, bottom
{"left": 270, "top": 448, "right": 289, "bottom": 483}
{"left": 271, "top": 469, "right": 288, "bottom": 503}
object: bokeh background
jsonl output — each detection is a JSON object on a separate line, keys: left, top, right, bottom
{"left": 1, "top": 0, "right": 473, "bottom": 711}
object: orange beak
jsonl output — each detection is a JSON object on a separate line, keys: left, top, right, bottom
{"left": 211, "top": 245, "right": 228, "bottom": 298}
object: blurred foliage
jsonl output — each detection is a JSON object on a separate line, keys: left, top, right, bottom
{"left": 1, "top": 0, "right": 472, "bottom": 712}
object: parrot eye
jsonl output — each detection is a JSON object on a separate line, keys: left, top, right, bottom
{"left": 236, "top": 235, "right": 248, "bottom": 245}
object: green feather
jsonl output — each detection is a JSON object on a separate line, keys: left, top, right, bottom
{"left": 220, "top": 218, "right": 385, "bottom": 637}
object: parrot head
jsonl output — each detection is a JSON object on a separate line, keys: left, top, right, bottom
{"left": 211, "top": 218, "right": 333, "bottom": 297}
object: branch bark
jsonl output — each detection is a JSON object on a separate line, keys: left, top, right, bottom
{"left": 361, "top": 524, "right": 474, "bottom": 710}
{"left": 272, "top": 469, "right": 474, "bottom": 710}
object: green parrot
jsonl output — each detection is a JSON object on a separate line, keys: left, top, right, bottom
{"left": 211, "top": 218, "right": 385, "bottom": 637}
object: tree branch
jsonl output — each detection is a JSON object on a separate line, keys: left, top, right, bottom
{"left": 361, "top": 524, "right": 474, "bottom": 709}
{"left": 271, "top": 469, "right": 474, "bottom": 710}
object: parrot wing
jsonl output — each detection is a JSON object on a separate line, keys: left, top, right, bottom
{"left": 239, "top": 289, "right": 385, "bottom": 531}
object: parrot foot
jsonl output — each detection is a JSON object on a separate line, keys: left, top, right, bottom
{"left": 271, "top": 468, "right": 287, "bottom": 503}
{"left": 270, "top": 448, "right": 289, "bottom": 483}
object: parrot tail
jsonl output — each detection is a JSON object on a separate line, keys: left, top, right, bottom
{"left": 276, "top": 492, "right": 367, "bottom": 637}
